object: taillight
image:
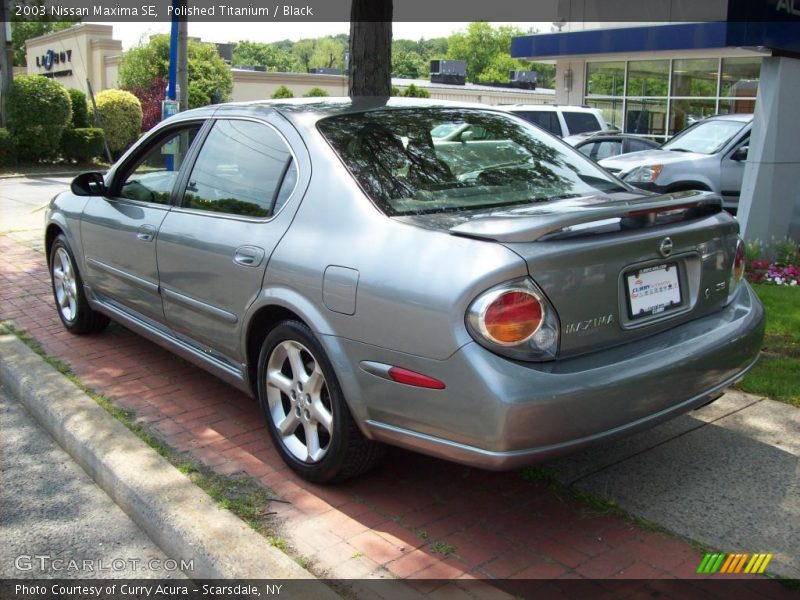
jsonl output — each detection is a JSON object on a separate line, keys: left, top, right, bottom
{"left": 727, "top": 236, "right": 746, "bottom": 304}
{"left": 733, "top": 238, "right": 745, "bottom": 283}
{"left": 483, "top": 291, "right": 542, "bottom": 344}
{"left": 467, "top": 278, "right": 559, "bottom": 361}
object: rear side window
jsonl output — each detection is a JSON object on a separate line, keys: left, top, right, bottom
{"left": 629, "top": 138, "right": 656, "bottom": 152}
{"left": 182, "top": 119, "right": 296, "bottom": 218}
{"left": 512, "top": 111, "right": 563, "bottom": 136}
{"left": 563, "top": 112, "right": 603, "bottom": 135}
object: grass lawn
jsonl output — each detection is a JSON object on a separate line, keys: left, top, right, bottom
{"left": 737, "top": 283, "right": 800, "bottom": 407}
{"left": 0, "top": 161, "right": 109, "bottom": 178}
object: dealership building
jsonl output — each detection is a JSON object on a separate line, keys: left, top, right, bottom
{"left": 511, "top": 6, "right": 800, "bottom": 246}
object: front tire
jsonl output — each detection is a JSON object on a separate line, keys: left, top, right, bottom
{"left": 49, "top": 235, "right": 109, "bottom": 334}
{"left": 257, "top": 320, "right": 383, "bottom": 483}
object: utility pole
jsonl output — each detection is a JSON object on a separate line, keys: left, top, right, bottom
{"left": 177, "top": 2, "right": 188, "bottom": 112}
{"left": 0, "top": 0, "right": 13, "bottom": 127}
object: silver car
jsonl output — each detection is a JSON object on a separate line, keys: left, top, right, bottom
{"left": 599, "top": 114, "right": 752, "bottom": 211}
{"left": 46, "top": 98, "right": 764, "bottom": 483}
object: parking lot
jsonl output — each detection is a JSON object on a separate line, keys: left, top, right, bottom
{"left": 1, "top": 175, "right": 798, "bottom": 592}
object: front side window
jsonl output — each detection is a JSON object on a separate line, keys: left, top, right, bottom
{"left": 182, "top": 119, "right": 296, "bottom": 218}
{"left": 118, "top": 126, "right": 200, "bottom": 204}
{"left": 318, "top": 108, "right": 626, "bottom": 217}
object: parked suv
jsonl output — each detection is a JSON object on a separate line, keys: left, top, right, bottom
{"left": 504, "top": 105, "right": 611, "bottom": 141}
{"left": 599, "top": 114, "right": 752, "bottom": 212}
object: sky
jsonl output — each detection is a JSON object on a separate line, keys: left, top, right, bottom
{"left": 101, "top": 22, "right": 551, "bottom": 49}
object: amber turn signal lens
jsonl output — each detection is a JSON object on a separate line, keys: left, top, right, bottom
{"left": 483, "top": 291, "right": 543, "bottom": 344}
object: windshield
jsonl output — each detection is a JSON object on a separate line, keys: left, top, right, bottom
{"left": 662, "top": 119, "right": 747, "bottom": 155}
{"left": 317, "top": 108, "right": 626, "bottom": 216}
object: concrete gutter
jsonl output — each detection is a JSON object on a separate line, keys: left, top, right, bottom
{"left": 0, "top": 333, "right": 337, "bottom": 594}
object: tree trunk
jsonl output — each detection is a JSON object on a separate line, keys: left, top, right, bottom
{"left": 348, "top": 0, "right": 392, "bottom": 97}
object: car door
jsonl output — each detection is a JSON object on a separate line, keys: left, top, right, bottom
{"left": 156, "top": 115, "right": 303, "bottom": 364}
{"left": 720, "top": 129, "right": 750, "bottom": 209}
{"left": 80, "top": 123, "right": 203, "bottom": 323}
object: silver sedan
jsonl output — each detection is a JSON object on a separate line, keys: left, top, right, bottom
{"left": 46, "top": 98, "right": 764, "bottom": 482}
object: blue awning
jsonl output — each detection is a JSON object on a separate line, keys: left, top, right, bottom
{"left": 512, "top": 22, "right": 800, "bottom": 60}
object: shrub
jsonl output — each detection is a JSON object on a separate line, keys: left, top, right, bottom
{"left": 271, "top": 85, "right": 294, "bottom": 99}
{"left": 67, "top": 88, "right": 90, "bottom": 128}
{"left": 6, "top": 75, "right": 72, "bottom": 161}
{"left": 402, "top": 84, "right": 430, "bottom": 98}
{"left": 0, "top": 128, "right": 14, "bottom": 166}
{"left": 303, "top": 87, "right": 330, "bottom": 97}
{"left": 128, "top": 77, "right": 167, "bottom": 133}
{"left": 93, "top": 89, "right": 142, "bottom": 157}
{"left": 60, "top": 128, "right": 106, "bottom": 163}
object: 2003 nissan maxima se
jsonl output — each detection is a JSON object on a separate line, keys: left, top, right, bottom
{"left": 46, "top": 98, "right": 764, "bottom": 483}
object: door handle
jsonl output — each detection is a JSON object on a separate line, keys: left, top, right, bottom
{"left": 136, "top": 224, "right": 157, "bottom": 242}
{"left": 233, "top": 246, "right": 265, "bottom": 267}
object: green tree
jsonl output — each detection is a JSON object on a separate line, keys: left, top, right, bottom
{"left": 292, "top": 39, "right": 315, "bottom": 72}
{"left": 310, "top": 38, "right": 346, "bottom": 71}
{"left": 392, "top": 49, "right": 428, "bottom": 79}
{"left": 401, "top": 84, "right": 430, "bottom": 98}
{"left": 118, "top": 34, "right": 232, "bottom": 106}
{"left": 446, "top": 22, "right": 532, "bottom": 84}
{"left": 231, "top": 41, "right": 293, "bottom": 71}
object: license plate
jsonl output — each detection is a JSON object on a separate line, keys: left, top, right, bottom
{"left": 626, "top": 263, "right": 682, "bottom": 320}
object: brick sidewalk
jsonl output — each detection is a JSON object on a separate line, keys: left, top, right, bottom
{"left": 0, "top": 234, "right": 734, "bottom": 591}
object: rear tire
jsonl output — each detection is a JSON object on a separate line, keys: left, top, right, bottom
{"left": 257, "top": 320, "right": 384, "bottom": 483}
{"left": 49, "top": 235, "right": 110, "bottom": 334}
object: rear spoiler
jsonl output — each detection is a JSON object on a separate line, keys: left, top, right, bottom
{"left": 448, "top": 191, "right": 723, "bottom": 242}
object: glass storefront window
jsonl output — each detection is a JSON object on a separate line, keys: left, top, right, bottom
{"left": 585, "top": 99, "right": 623, "bottom": 130}
{"left": 671, "top": 58, "right": 719, "bottom": 97}
{"left": 669, "top": 99, "right": 718, "bottom": 135}
{"left": 586, "top": 61, "right": 625, "bottom": 97}
{"left": 626, "top": 99, "right": 667, "bottom": 138}
{"left": 584, "top": 56, "right": 761, "bottom": 139}
{"left": 626, "top": 60, "right": 669, "bottom": 97}
{"left": 720, "top": 57, "right": 762, "bottom": 98}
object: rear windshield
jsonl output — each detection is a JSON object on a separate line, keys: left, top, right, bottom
{"left": 317, "top": 108, "right": 625, "bottom": 216}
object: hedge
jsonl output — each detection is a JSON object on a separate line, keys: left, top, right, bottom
{"left": 67, "top": 88, "right": 90, "bottom": 128}
{"left": 303, "top": 87, "right": 330, "bottom": 97}
{"left": 6, "top": 75, "right": 72, "bottom": 161}
{"left": 0, "top": 128, "right": 14, "bottom": 166}
{"left": 60, "top": 128, "right": 106, "bottom": 163}
{"left": 271, "top": 85, "right": 294, "bottom": 99}
{"left": 93, "top": 89, "right": 143, "bottom": 156}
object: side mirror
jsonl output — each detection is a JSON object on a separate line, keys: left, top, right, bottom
{"left": 71, "top": 172, "right": 107, "bottom": 197}
{"left": 459, "top": 130, "right": 475, "bottom": 143}
{"left": 731, "top": 145, "right": 748, "bottom": 162}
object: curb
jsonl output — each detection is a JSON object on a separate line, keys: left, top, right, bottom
{"left": 0, "top": 333, "right": 337, "bottom": 593}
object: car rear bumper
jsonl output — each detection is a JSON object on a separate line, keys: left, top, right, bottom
{"left": 327, "top": 282, "right": 765, "bottom": 470}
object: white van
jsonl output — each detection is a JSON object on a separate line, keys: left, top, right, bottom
{"left": 504, "top": 105, "right": 611, "bottom": 143}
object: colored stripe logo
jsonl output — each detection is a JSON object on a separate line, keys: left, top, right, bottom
{"left": 697, "top": 552, "right": 774, "bottom": 574}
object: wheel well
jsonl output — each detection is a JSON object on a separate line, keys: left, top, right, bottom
{"left": 45, "top": 224, "right": 63, "bottom": 259}
{"left": 666, "top": 181, "right": 711, "bottom": 192}
{"left": 245, "top": 305, "right": 305, "bottom": 395}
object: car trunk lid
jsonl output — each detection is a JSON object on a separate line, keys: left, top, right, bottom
{"left": 400, "top": 190, "right": 740, "bottom": 358}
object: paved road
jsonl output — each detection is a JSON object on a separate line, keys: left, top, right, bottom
{"left": 0, "top": 387, "right": 187, "bottom": 579}
{"left": 0, "top": 176, "right": 72, "bottom": 252}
